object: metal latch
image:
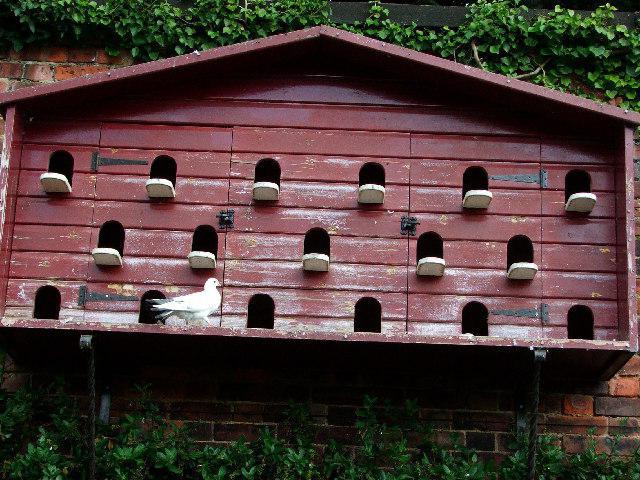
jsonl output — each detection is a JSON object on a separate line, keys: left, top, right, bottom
{"left": 78, "top": 286, "right": 139, "bottom": 307}
{"left": 217, "top": 209, "right": 235, "bottom": 229}
{"left": 491, "top": 303, "right": 549, "bottom": 322}
{"left": 400, "top": 216, "right": 420, "bottom": 236}
{"left": 490, "top": 169, "right": 548, "bottom": 188}
{"left": 91, "top": 152, "right": 149, "bottom": 172}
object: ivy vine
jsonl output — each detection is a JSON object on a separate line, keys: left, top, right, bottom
{"left": 0, "top": 0, "right": 639, "bottom": 111}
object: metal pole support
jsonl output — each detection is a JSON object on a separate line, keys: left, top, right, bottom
{"left": 527, "top": 348, "right": 547, "bottom": 480}
{"left": 79, "top": 335, "right": 96, "bottom": 480}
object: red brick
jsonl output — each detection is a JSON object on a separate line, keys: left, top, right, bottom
{"left": 562, "top": 435, "right": 610, "bottom": 454}
{"left": 0, "top": 62, "right": 22, "bottom": 79}
{"left": 610, "top": 377, "right": 640, "bottom": 397}
{"left": 10, "top": 47, "right": 68, "bottom": 62}
{"left": 608, "top": 417, "right": 640, "bottom": 436}
{"left": 23, "top": 64, "right": 55, "bottom": 82}
{"left": 620, "top": 355, "right": 640, "bottom": 376}
{"left": 595, "top": 397, "right": 640, "bottom": 417}
{"left": 0, "top": 79, "right": 9, "bottom": 93}
{"left": 562, "top": 395, "right": 594, "bottom": 416}
{"left": 541, "top": 414, "right": 608, "bottom": 434}
{"left": 466, "top": 431, "right": 496, "bottom": 452}
{"left": 96, "top": 49, "right": 134, "bottom": 66}
{"left": 54, "top": 65, "right": 109, "bottom": 81}
{"left": 66, "top": 48, "right": 97, "bottom": 63}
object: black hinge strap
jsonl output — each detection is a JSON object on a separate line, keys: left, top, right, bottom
{"left": 490, "top": 169, "right": 548, "bottom": 188}
{"left": 78, "top": 286, "right": 139, "bottom": 307}
{"left": 400, "top": 216, "right": 419, "bottom": 236}
{"left": 91, "top": 152, "right": 149, "bottom": 172}
{"left": 490, "top": 303, "right": 549, "bottom": 322}
{"left": 217, "top": 209, "right": 235, "bottom": 230}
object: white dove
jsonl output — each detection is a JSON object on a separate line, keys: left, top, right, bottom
{"left": 147, "top": 278, "right": 221, "bottom": 325}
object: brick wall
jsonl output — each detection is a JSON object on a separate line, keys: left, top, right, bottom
{"left": 0, "top": 46, "right": 639, "bottom": 457}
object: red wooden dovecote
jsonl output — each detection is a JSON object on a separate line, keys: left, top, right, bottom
{"left": 0, "top": 26, "right": 638, "bottom": 379}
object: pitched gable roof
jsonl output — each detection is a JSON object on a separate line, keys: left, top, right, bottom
{"left": 1, "top": 25, "right": 638, "bottom": 126}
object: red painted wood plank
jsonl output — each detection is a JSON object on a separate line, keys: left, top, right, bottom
{"left": 0, "top": 106, "right": 23, "bottom": 317}
{"left": 232, "top": 206, "right": 404, "bottom": 238}
{"left": 541, "top": 191, "right": 615, "bottom": 218}
{"left": 222, "top": 287, "right": 406, "bottom": 319}
{"left": 224, "top": 260, "right": 406, "bottom": 293}
{"left": 15, "top": 198, "right": 94, "bottom": 226}
{"left": 87, "top": 257, "right": 221, "bottom": 286}
{"left": 20, "top": 144, "right": 96, "bottom": 172}
{"left": 542, "top": 218, "right": 616, "bottom": 245}
{"left": 410, "top": 187, "right": 540, "bottom": 216}
{"left": 541, "top": 244, "right": 617, "bottom": 273}
{"left": 6, "top": 279, "right": 84, "bottom": 308}
{"left": 411, "top": 160, "right": 541, "bottom": 189}
{"left": 541, "top": 326, "right": 619, "bottom": 341}
{"left": 411, "top": 134, "right": 539, "bottom": 161}
{"left": 95, "top": 175, "right": 228, "bottom": 204}
{"left": 542, "top": 271, "right": 618, "bottom": 301}
{"left": 408, "top": 294, "right": 617, "bottom": 328}
{"left": 83, "top": 310, "right": 221, "bottom": 326}
{"left": 226, "top": 232, "right": 407, "bottom": 265}
{"left": 407, "top": 322, "right": 542, "bottom": 340}
{"left": 96, "top": 148, "right": 230, "bottom": 177}
{"left": 23, "top": 120, "right": 100, "bottom": 145}
{"left": 87, "top": 228, "right": 226, "bottom": 259}
{"left": 544, "top": 164, "right": 615, "bottom": 192}
{"left": 4, "top": 306, "right": 84, "bottom": 322}
{"left": 12, "top": 224, "right": 93, "bottom": 254}
{"left": 10, "top": 252, "right": 89, "bottom": 280}
{"left": 229, "top": 179, "right": 409, "bottom": 211}
{"left": 100, "top": 123, "right": 232, "bottom": 151}
{"left": 541, "top": 138, "right": 614, "bottom": 165}
{"left": 232, "top": 127, "right": 411, "bottom": 157}
{"left": 92, "top": 202, "right": 228, "bottom": 230}
{"left": 411, "top": 214, "right": 541, "bottom": 242}
{"left": 221, "top": 315, "right": 405, "bottom": 334}
{"left": 18, "top": 170, "right": 97, "bottom": 199}
{"left": 94, "top": 98, "right": 535, "bottom": 136}
{"left": 231, "top": 154, "right": 410, "bottom": 184}
{"left": 408, "top": 267, "right": 542, "bottom": 298}
{"left": 408, "top": 239, "right": 541, "bottom": 271}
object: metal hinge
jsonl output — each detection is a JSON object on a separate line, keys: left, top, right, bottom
{"left": 490, "top": 303, "right": 549, "bottom": 322}
{"left": 78, "top": 286, "right": 139, "bottom": 307}
{"left": 400, "top": 216, "right": 420, "bottom": 236}
{"left": 490, "top": 169, "right": 548, "bottom": 188}
{"left": 217, "top": 209, "right": 235, "bottom": 230}
{"left": 91, "top": 152, "right": 149, "bottom": 172}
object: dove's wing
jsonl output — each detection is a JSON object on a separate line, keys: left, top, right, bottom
{"left": 151, "top": 290, "right": 212, "bottom": 312}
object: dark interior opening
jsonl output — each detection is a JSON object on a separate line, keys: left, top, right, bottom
{"left": 191, "top": 225, "right": 218, "bottom": 255}
{"left": 48, "top": 150, "right": 74, "bottom": 185}
{"left": 462, "top": 166, "right": 489, "bottom": 196}
{"left": 254, "top": 158, "right": 281, "bottom": 186}
{"left": 97, "top": 220, "right": 125, "bottom": 256}
{"left": 565, "top": 170, "right": 591, "bottom": 202}
{"left": 359, "top": 162, "right": 385, "bottom": 187}
{"left": 507, "top": 235, "right": 534, "bottom": 269}
{"left": 354, "top": 297, "right": 382, "bottom": 333}
{"left": 567, "top": 305, "right": 594, "bottom": 340}
{"left": 139, "top": 290, "right": 166, "bottom": 324}
{"left": 149, "top": 155, "right": 177, "bottom": 186}
{"left": 461, "top": 301, "right": 489, "bottom": 336}
{"left": 416, "top": 231, "right": 444, "bottom": 261}
{"left": 304, "top": 228, "right": 330, "bottom": 256}
{"left": 33, "top": 285, "right": 61, "bottom": 320}
{"left": 247, "top": 294, "right": 275, "bottom": 329}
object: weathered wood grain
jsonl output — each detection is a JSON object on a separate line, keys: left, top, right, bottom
{"left": 100, "top": 123, "right": 233, "bottom": 151}
{"left": 411, "top": 134, "right": 539, "bottom": 161}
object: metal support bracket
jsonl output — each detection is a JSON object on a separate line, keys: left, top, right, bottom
{"left": 490, "top": 169, "right": 548, "bottom": 188}
{"left": 527, "top": 347, "right": 547, "bottom": 480}
{"left": 217, "top": 209, "right": 235, "bottom": 229}
{"left": 491, "top": 303, "right": 549, "bottom": 322}
{"left": 78, "top": 286, "right": 138, "bottom": 307}
{"left": 79, "top": 334, "right": 96, "bottom": 480}
{"left": 91, "top": 151, "right": 148, "bottom": 172}
{"left": 400, "top": 215, "right": 420, "bottom": 236}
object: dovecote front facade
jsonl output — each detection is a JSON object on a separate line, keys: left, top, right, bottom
{"left": 0, "top": 27, "right": 637, "bottom": 379}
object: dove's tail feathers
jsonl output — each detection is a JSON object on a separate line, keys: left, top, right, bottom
{"left": 153, "top": 310, "right": 173, "bottom": 324}
{"left": 146, "top": 298, "right": 171, "bottom": 306}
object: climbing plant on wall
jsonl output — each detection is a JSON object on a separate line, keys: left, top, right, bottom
{"left": 0, "top": 0, "right": 639, "bottom": 109}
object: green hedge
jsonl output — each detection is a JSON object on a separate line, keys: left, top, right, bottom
{"left": 1, "top": 377, "right": 639, "bottom": 480}
{"left": 1, "top": 0, "right": 639, "bottom": 112}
